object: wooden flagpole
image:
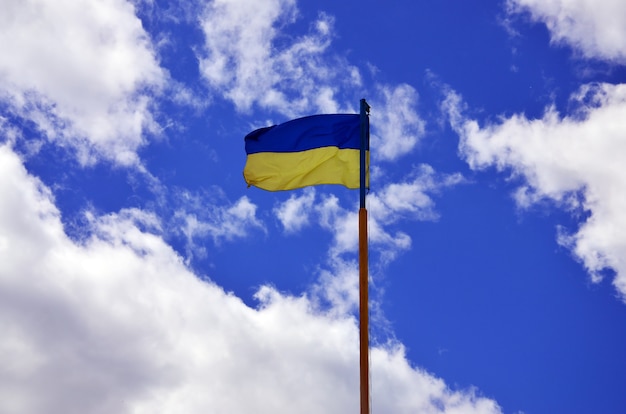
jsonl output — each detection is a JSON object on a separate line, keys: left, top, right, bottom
{"left": 359, "top": 98, "right": 370, "bottom": 414}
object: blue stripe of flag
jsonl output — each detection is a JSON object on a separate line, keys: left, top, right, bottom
{"left": 244, "top": 114, "right": 363, "bottom": 154}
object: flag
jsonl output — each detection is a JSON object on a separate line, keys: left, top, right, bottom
{"left": 243, "top": 114, "right": 368, "bottom": 191}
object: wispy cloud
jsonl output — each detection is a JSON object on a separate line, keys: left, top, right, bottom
{"left": 370, "top": 84, "right": 426, "bottom": 161}
{"left": 273, "top": 166, "right": 464, "bottom": 315}
{"left": 171, "top": 190, "right": 265, "bottom": 262}
{"left": 197, "top": 0, "right": 360, "bottom": 117}
{"left": 274, "top": 188, "right": 316, "bottom": 233}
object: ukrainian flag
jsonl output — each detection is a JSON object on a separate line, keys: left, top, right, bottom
{"left": 244, "top": 114, "right": 368, "bottom": 191}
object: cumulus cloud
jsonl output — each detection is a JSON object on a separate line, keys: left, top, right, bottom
{"left": 0, "top": 0, "right": 167, "bottom": 166}
{"left": 0, "top": 142, "right": 501, "bottom": 414}
{"left": 197, "top": 0, "right": 361, "bottom": 116}
{"left": 445, "top": 82, "right": 626, "bottom": 300}
{"left": 507, "top": 0, "right": 626, "bottom": 63}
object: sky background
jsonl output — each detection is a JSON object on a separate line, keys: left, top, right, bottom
{"left": 1, "top": 0, "right": 626, "bottom": 413}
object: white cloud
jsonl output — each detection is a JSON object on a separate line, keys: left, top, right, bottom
{"left": 172, "top": 191, "right": 265, "bottom": 261}
{"left": 0, "top": 142, "right": 501, "bottom": 414}
{"left": 197, "top": 0, "right": 361, "bottom": 116}
{"left": 300, "top": 167, "right": 463, "bottom": 314}
{"left": 0, "top": 0, "right": 167, "bottom": 166}
{"left": 312, "top": 190, "right": 414, "bottom": 262}
{"left": 367, "top": 165, "right": 463, "bottom": 264}
{"left": 274, "top": 188, "right": 316, "bottom": 233}
{"left": 197, "top": 1, "right": 427, "bottom": 163}
{"left": 508, "top": 0, "right": 626, "bottom": 63}
{"left": 313, "top": 256, "right": 360, "bottom": 316}
{"left": 447, "top": 82, "right": 626, "bottom": 300}
{"left": 270, "top": 163, "right": 463, "bottom": 315}
{"left": 370, "top": 83, "right": 426, "bottom": 161}
{"left": 371, "top": 164, "right": 465, "bottom": 225}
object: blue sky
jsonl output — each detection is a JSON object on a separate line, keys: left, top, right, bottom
{"left": 1, "top": 0, "right": 625, "bottom": 413}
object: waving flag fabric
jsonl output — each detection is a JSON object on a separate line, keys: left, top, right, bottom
{"left": 244, "top": 114, "right": 367, "bottom": 191}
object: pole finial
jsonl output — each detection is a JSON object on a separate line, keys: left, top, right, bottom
{"left": 360, "top": 98, "right": 370, "bottom": 113}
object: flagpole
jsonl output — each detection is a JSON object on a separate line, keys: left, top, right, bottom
{"left": 359, "top": 98, "right": 370, "bottom": 414}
